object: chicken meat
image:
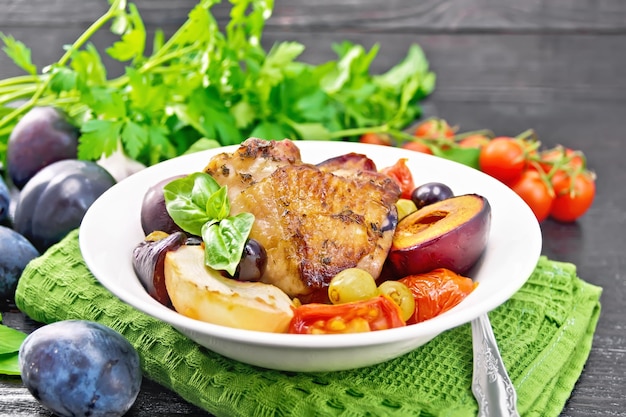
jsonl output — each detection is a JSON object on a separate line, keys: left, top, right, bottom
{"left": 205, "top": 138, "right": 401, "bottom": 302}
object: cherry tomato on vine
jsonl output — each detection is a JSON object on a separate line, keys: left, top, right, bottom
{"left": 359, "top": 133, "right": 393, "bottom": 146}
{"left": 509, "top": 169, "right": 554, "bottom": 222}
{"left": 479, "top": 137, "right": 526, "bottom": 184}
{"left": 380, "top": 158, "right": 415, "bottom": 199}
{"left": 414, "top": 118, "right": 455, "bottom": 140}
{"left": 538, "top": 147, "right": 585, "bottom": 174}
{"left": 458, "top": 134, "right": 490, "bottom": 149}
{"left": 549, "top": 171, "right": 596, "bottom": 222}
{"left": 401, "top": 141, "right": 433, "bottom": 154}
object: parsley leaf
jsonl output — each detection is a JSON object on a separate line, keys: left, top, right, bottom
{"left": 106, "top": 4, "right": 146, "bottom": 62}
{"left": 0, "top": 33, "right": 37, "bottom": 75}
{"left": 78, "top": 119, "right": 124, "bottom": 160}
{"left": 0, "top": 0, "right": 435, "bottom": 167}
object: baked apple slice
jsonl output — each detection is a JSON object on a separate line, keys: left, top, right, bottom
{"left": 164, "top": 245, "right": 295, "bottom": 333}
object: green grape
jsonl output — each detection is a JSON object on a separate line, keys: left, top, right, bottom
{"left": 377, "top": 280, "right": 416, "bottom": 322}
{"left": 396, "top": 198, "right": 417, "bottom": 220}
{"left": 328, "top": 268, "right": 378, "bottom": 304}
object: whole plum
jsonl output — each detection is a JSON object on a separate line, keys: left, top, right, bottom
{"left": 7, "top": 106, "right": 79, "bottom": 189}
{"left": 140, "top": 175, "right": 184, "bottom": 235}
{"left": 0, "top": 176, "right": 9, "bottom": 223}
{"left": 13, "top": 160, "right": 116, "bottom": 252}
{"left": 19, "top": 320, "right": 142, "bottom": 417}
{"left": 0, "top": 225, "right": 39, "bottom": 302}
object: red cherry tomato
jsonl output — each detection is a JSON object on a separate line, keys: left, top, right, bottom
{"left": 549, "top": 171, "right": 596, "bottom": 222}
{"left": 359, "top": 133, "right": 393, "bottom": 146}
{"left": 509, "top": 169, "right": 554, "bottom": 222}
{"left": 414, "top": 118, "right": 455, "bottom": 141}
{"left": 401, "top": 141, "right": 433, "bottom": 155}
{"left": 479, "top": 137, "right": 526, "bottom": 184}
{"left": 288, "top": 295, "right": 405, "bottom": 334}
{"left": 380, "top": 158, "right": 415, "bottom": 199}
{"left": 538, "top": 147, "right": 585, "bottom": 174}
{"left": 458, "top": 134, "right": 490, "bottom": 149}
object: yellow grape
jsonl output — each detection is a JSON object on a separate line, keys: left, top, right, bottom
{"left": 328, "top": 268, "right": 378, "bottom": 305}
{"left": 377, "top": 280, "right": 416, "bottom": 322}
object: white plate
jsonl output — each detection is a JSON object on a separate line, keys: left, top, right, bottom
{"left": 80, "top": 141, "right": 542, "bottom": 372}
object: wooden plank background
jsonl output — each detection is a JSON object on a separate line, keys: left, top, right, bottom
{"left": 1, "top": 1, "right": 625, "bottom": 416}
{"left": 1, "top": 1, "right": 624, "bottom": 136}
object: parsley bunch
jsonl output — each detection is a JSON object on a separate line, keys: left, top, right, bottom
{"left": 0, "top": 0, "right": 435, "bottom": 167}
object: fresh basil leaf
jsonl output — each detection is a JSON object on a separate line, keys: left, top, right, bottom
{"left": 163, "top": 172, "right": 221, "bottom": 236}
{"left": 433, "top": 147, "right": 481, "bottom": 170}
{"left": 202, "top": 212, "right": 255, "bottom": 275}
{"left": 206, "top": 186, "right": 230, "bottom": 222}
{"left": 0, "top": 324, "right": 27, "bottom": 355}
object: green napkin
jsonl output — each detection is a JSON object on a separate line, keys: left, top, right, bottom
{"left": 15, "top": 229, "right": 601, "bottom": 417}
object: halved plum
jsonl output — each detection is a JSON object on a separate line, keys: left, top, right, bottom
{"left": 388, "top": 194, "right": 491, "bottom": 277}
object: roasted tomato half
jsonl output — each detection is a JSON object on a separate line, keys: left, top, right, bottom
{"left": 288, "top": 295, "right": 406, "bottom": 334}
{"left": 380, "top": 158, "right": 415, "bottom": 200}
{"left": 399, "top": 268, "right": 477, "bottom": 324}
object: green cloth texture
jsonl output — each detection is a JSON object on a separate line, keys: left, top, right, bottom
{"left": 15, "top": 229, "right": 602, "bottom": 417}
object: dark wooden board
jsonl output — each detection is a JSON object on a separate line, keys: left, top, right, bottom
{"left": 2, "top": 0, "right": 626, "bottom": 30}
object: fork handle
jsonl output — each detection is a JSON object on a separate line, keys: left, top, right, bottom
{"left": 471, "top": 313, "right": 521, "bottom": 417}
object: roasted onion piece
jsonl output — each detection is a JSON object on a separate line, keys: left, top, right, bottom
{"left": 132, "top": 231, "right": 186, "bottom": 307}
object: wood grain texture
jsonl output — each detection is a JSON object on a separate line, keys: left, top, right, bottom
{"left": 1, "top": 0, "right": 626, "bottom": 31}
{"left": 1, "top": 1, "right": 625, "bottom": 416}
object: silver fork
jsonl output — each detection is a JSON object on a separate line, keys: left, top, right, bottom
{"left": 471, "top": 313, "right": 521, "bottom": 417}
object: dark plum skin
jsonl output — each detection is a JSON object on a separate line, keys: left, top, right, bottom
{"left": 140, "top": 175, "right": 184, "bottom": 235}
{"left": 389, "top": 194, "right": 491, "bottom": 277}
{"left": 19, "top": 320, "right": 142, "bottom": 417}
{"left": 13, "top": 160, "right": 116, "bottom": 252}
{"left": 0, "top": 176, "right": 9, "bottom": 223}
{"left": 0, "top": 225, "right": 39, "bottom": 302}
{"left": 7, "top": 106, "right": 79, "bottom": 189}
